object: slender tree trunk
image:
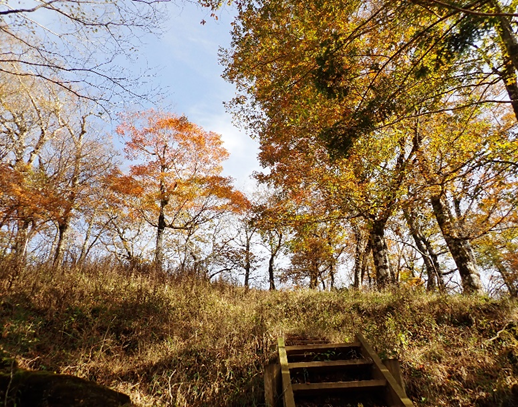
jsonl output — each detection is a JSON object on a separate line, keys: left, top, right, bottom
{"left": 492, "top": 256, "right": 517, "bottom": 297}
{"left": 53, "top": 220, "right": 70, "bottom": 268}
{"left": 422, "top": 233, "right": 445, "bottom": 291}
{"left": 13, "top": 218, "right": 31, "bottom": 270}
{"left": 268, "top": 253, "right": 276, "bottom": 290}
{"left": 265, "top": 230, "right": 282, "bottom": 290}
{"left": 430, "top": 194, "right": 483, "bottom": 294}
{"left": 403, "top": 208, "right": 444, "bottom": 291}
{"left": 155, "top": 204, "right": 166, "bottom": 271}
{"left": 369, "top": 219, "right": 394, "bottom": 288}
{"left": 361, "top": 239, "right": 372, "bottom": 288}
{"left": 353, "top": 226, "right": 364, "bottom": 289}
{"left": 492, "top": 2, "right": 518, "bottom": 120}
{"left": 244, "top": 251, "right": 251, "bottom": 288}
{"left": 309, "top": 262, "right": 318, "bottom": 289}
{"left": 244, "top": 234, "right": 252, "bottom": 288}
{"left": 78, "top": 212, "right": 102, "bottom": 266}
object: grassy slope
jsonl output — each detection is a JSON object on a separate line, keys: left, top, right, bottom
{"left": 1, "top": 264, "right": 517, "bottom": 406}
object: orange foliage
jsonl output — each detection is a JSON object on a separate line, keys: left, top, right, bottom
{"left": 115, "top": 109, "right": 246, "bottom": 232}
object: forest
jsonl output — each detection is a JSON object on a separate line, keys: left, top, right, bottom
{"left": 1, "top": 0, "right": 518, "bottom": 406}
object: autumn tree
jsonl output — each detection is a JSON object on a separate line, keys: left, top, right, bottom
{"left": 43, "top": 110, "right": 116, "bottom": 267}
{"left": 222, "top": 0, "right": 518, "bottom": 294}
{"left": 223, "top": 0, "right": 518, "bottom": 163}
{"left": 0, "top": 70, "right": 119, "bottom": 270}
{"left": 116, "top": 110, "right": 245, "bottom": 271}
{"left": 0, "top": 74, "right": 64, "bottom": 268}
{"left": 100, "top": 169, "right": 153, "bottom": 268}
{"left": 401, "top": 203, "right": 445, "bottom": 291}
{"left": 286, "top": 220, "right": 346, "bottom": 289}
{"left": 478, "top": 228, "right": 518, "bottom": 297}
{"left": 205, "top": 199, "right": 262, "bottom": 287}
{"left": 403, "top": 102, "right": 518, "bottom": 293}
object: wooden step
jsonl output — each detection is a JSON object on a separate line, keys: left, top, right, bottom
{"left": 292, "top": 379, "right": 387, "bottom": 395}
{"left": 266, "top": 334, "right": 416, "bottom": 407}
{"left": 285, "top": 335, "right": 329, "bottom": 346}
{"left": 288, "top": 358, "right": 372, "bottom": 371}
{"left": 285, "top": 342, "right": 361, "bottom": 355}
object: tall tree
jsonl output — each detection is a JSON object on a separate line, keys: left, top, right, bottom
{"left": 44, "top": 110, "right": 116, "bottom": 267}
{"left": 410, "top": 105, "right": 518, "bottom": 293}
{"left": 116, "top": 110, "right": 245, "bottom": 271}
{"left": 0, "top": 74, "right": 64, "bottom": 268}
{"left": 286, "top": 220, "right": 346, "bottom": 289}
{"left": 223, "top": 0, "right": 518, "bottom": 161}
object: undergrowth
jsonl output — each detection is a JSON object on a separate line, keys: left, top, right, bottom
{"left": 1, "top": 262, "right": 517, "bottom": 406}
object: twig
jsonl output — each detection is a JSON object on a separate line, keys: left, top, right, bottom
{"left": 488, "top": 322, "right": 515, "bottom": 342}
{"left": 4, "top": 359, "right": 16, "bottom": 407}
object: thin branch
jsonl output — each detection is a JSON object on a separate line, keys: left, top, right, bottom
{"left": 418, "top": 0, "right": 518, "bottom": 17}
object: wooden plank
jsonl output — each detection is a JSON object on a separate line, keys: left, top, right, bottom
{"left": 285, "top": 342, "right": 361, "bottom": 354}
{"left": 292, "top": 379, "right": 386, "bottom": 394}
{"left": 356, "top": 334, "right": 415, "bottom": 407}
{"left": 383, "top": 358, "right": 407, "bottom": 397}
{"left": 264, "top": 362, "right": 282, "bottom": 407}
{"left": 289, "top": 358, "right": 372, "bottom": 371}
{"left": 278, "top": 337, "right": 296, "bottom": 407}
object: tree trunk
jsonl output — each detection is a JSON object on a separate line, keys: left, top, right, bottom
{"left": 369, "top": 219, "right": 394, "bottom": 288}
{"left": 78, "top": 212, "right": 105, "bottom": 266}
{"left": 500, "top": 53, "right": 518, "bottom": 120}
{"left": 12, "top": 218, "right": 31, "bottom": 270}
{"left": 403, "top": 208, "right": 444, "bottom": 291}
{"left": 53, "top": 220, "right": 70, "bottom": 268}
{"left": 361, "top": 240, "right": 372, "bottom": 288}
{"left": 265, "top": 230, "right": 282, "bottom": 291}
{"left": 421, "top": 233, "right": 445, "bottom": 291}
{"left": 352, "top": 226, "right": 364, "bottom": 289}
{"left": 493, "top": 2, "right": 518, "bottom": 71}
{"left": 268, "top": 254, "right": 276, "bottom": 290}
{"left": 430, "top": 194, "right": 483, "bottom": 294}
{"left": 309, "top": 263, "right": 318, "bottom": 289}
{"left": 155, "top": 204, "right": 166, "bottom": 271}
{"left": 493, "top": 2, "right": 518, "bottom": 120}
{"left": 492, "top": 256, "right": 517, "bottom": 297}
{"left": 244, "top": 233, "right": 252, "bottom": 288}
{"left": 244, "top": 251, "right": 251, "bottom": 289}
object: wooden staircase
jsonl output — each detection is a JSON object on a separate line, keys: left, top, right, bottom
{"left": 264, "top": 334, "right": 415, "bottom": 407}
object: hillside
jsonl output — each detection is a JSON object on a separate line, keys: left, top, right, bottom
{"left": 1, "top": 264, "right": 517, "bottom": 406}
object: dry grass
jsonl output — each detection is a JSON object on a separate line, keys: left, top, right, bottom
{"left": 1, "top": 262, "right": 517, "bottom": 406}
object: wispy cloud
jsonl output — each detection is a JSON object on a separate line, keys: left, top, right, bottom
{"left": 135, "top": 2, "right": 260, "bottom": 191}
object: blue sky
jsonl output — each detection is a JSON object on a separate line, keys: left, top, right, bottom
{"left": 136, "top": 2, "right": 261, "bottom": 192}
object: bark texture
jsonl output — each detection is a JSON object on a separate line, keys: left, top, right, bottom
{"left": 369, "top": 219, "right": 394, "bottom": 288}
{"left": 430, "top": 194, "right": 483, "bottom": 294}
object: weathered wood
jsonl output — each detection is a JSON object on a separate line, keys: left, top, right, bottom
{"left": 356, "top": 333, "right": 414, "bottom": 407}
{"left": 285, "top": 342, "right": 361, "bottom": 355}
{"left": 288, "top": 358, "right": 372, "bottom": 371}
{"left": 264, "top": 362, "right": 282, "bottom": 407}
{"left": 278, "top": 338, "right": 296, "bottom": 407}
{"left": 292, "top": 379, "right": 387, "bottom": 394}
{"left": 273, "top": 335, "right": 414, "bottom": 407}
{"left": 383, "top": 358, "right": 407, "bottom": 397}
